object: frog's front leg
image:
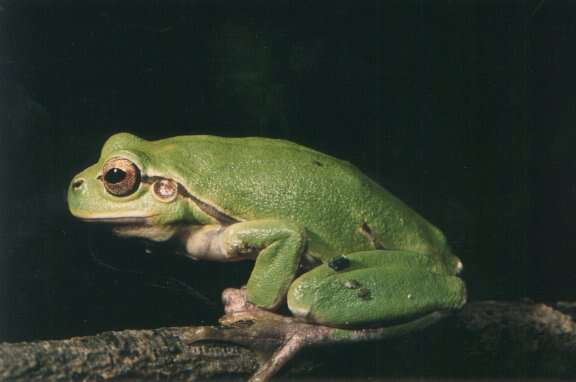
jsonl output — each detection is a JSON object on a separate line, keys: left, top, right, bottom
{"left": 222, "top": 219, "right": 306, "bottom": 310}
{"left": 189, "top": 219, "right": 307, "bottom": 310}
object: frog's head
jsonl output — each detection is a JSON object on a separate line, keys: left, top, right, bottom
{"left": 67, "top": 133, "right": 192, "bottom": 240}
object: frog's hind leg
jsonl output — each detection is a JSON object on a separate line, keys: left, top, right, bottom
{"left": 287, "top": 249, "right": 466, "bottom": 328}
{"left": 193, "top": 250, "right": 465, "bottom": 382}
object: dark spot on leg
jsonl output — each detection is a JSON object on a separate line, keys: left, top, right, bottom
{"left": 357, "top": 288, "right": 372, "bottom": 300}
{"left": 361, "top": 221, "right": 372, "bottom": 235}
{"left": 343, "top": 280, "right": 361, "bottom": 289}
{"left": 328, "top": 256, "right": 350, "bottom": 271}
{"left": 312, "top": 160, "right": 324, "bottom": 167}
{"left": 359, "top": 220, "right": 386, "bottom": 250}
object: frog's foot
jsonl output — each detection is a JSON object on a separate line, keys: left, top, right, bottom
{"left": 246, "top": 319, "right": 331, "bottom": 382}
{"left": 221, "top": 287, "right": 296, "bottom": 327}
{"left": 222, "top": 287, "right": 266, "bottom": 315}
{"left": 193, "top": 306, "right": 446, "bottom": 382}
{"left": 215, "top": 310, "right": 447, "bottom": 382}
{"left": 217, "top": 310, "right": 332, "bottom": 382}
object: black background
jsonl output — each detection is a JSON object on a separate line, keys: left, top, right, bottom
{"left": 0, "top": 0, "right": 575, "bottom": 361}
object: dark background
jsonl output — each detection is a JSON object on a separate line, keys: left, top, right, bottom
{"left": 0, "top": 0, "right": 574, "bottom": 363}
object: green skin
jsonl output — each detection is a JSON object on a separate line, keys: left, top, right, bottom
{"left": 68, "top": 133, "right": 466, "bottom": 379}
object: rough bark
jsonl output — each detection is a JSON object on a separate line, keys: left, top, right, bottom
{"left": 1, "top": 301, "right": 575, "bottom": 381}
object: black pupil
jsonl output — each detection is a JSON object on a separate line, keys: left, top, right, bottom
{"left": 105, "top": 168, "right": 127, "bottom": 184}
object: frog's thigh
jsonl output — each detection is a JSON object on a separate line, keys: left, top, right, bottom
{"left": 287, "top": 250, "right": 466, "bottom": 327}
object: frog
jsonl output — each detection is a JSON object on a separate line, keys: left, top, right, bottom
{"left": 68, "top": 132, "right": 466, "bottom": 381}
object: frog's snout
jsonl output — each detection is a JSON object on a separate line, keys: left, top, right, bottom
{"left": 68, "top": 175, "right": 89, "bottom": 216}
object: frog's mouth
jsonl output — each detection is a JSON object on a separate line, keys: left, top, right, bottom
{"left": 78, "top": 215, "right": 176, "bottom": 241}
{"left": 79, "top": 216, "right": 156, "bottom": 224}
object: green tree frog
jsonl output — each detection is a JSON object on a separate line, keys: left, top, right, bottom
{"left": 68, "top": 133, "right": 466, "bottom": 381}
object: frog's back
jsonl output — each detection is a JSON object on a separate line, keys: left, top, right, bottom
{"left": 148, "top": 135, "right": 448, "bottom": 261}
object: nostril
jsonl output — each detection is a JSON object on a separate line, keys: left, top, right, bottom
{"left": 72, "top": 179, "right": 85, "bottom": 190}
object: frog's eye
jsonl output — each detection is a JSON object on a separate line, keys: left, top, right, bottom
{"left": 101, "top": 158, "right": 141, "bottom": 197}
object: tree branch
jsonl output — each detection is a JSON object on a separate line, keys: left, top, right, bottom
{"left": 1, "top": 301, "right": 575, "bottom": 381}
